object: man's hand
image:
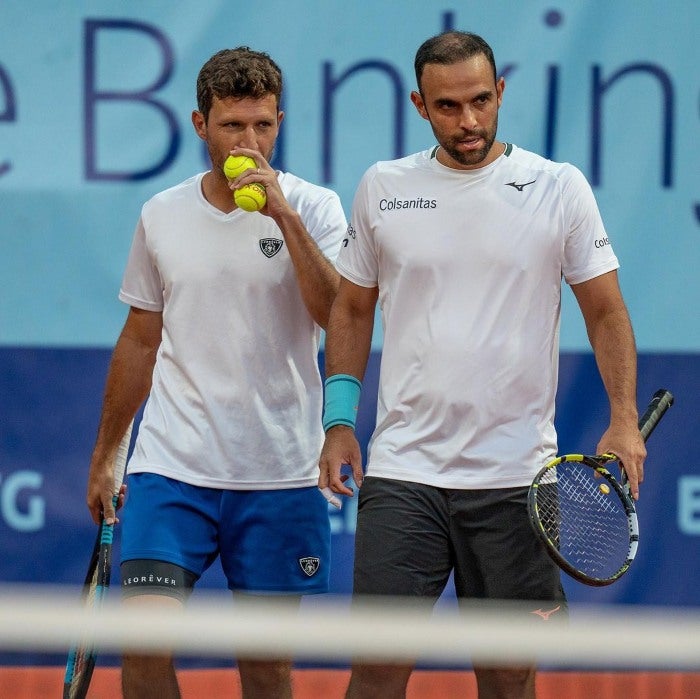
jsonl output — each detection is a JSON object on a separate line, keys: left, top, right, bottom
{"left": 318, "top": 425, "right": 364, "bottom": 500}
{"left": 597, "top": 421, "right": 647, "bottom": 500}
{"left": 86, "top": 459, "right": 120, "bottom": 525}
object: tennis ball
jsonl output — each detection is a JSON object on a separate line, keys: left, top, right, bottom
{"left": 599, "top": 483, "right": 610, "bottom": 494}
{"left": 234, "top": 182, "right": 267, "bottom": 212}
{"left": 223, "top": 155, "right": 257, "bottom": 180}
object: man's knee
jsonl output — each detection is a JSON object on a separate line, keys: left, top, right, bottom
{"left": 237, "top": 658, "right": 293, "bottom": 698}
{"left": 474, "top": 664, "right": 536, "bottom": 699}
{"left": 346, "top": 663, "right": 414, "bottom": 699}
{"left": 122, "top": 653, "right": 179, "bottom": 699}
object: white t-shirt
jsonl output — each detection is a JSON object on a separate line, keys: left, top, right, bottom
{"left": 120, "top": 171, "right": 346, "bottom": 489}
{"left": 337, "top": 144, "right": 619, "bottom": 488}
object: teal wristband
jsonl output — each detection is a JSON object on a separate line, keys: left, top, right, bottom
{"left": 323, "top": 374, "right": 362, "bottom": 431}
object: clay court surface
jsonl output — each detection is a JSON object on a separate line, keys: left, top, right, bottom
{"left": 3, "top": 667, "right": 699, "bottom": 698}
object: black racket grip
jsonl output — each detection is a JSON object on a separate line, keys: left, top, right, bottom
{"left": 638, "top": 389, "right": 674, "bottom": 442}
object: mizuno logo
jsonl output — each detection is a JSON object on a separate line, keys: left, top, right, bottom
{"left": 299, "top": 557, "right": 320, "bottom": 577}
{"left": 530, "top": 605, "right": 561, "bottom": 621}
{"left": 505, "top": 180, "right": 536, "bottom": 192}
{"left": 259, "top": 238, "right": 283, "bottom": 258}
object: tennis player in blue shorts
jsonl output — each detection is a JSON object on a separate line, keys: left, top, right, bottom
{"left": 86, "top": 47, "right": 346, "bottom": 698}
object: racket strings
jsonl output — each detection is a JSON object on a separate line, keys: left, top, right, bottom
{"left": 536, "top": 462, "right": 631, "bottom": 580}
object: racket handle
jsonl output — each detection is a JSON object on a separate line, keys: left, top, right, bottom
{"left": 638, "top": 389, "right": 674, "bottom": 442}
{"left": 111, "top": 419, "right": 134, "bottom": 502}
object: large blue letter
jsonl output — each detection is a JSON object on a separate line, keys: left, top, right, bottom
{"left": 322, "top": 60, "right": 405, "bottom": 184}
{"left": 0, "top": 471, "right": 45, "bottom": 533}
{"left": 591, "top": 63, "right": 674, "bottom": 187}
{"left": 84, "top": 19, "right": 179, "bottom": 181}
{"left": 0, "top": 62, "right": 17, "bottom": 177}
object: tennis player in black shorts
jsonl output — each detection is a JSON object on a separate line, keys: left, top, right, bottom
{"left": 319, "top": 30, "right": 644, "bottom": 699}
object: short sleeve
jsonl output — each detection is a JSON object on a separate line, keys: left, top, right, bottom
{"left": 118, "top": 214, "right": 164, "bottom": 311}
{"left": 336, "top": 166, "right": 380, "bottom": 288}
{"left": 560, "top": 165, "right": 619, "bottom": 285}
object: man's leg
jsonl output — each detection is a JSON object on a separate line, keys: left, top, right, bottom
{"left": 451, "top": 487, "right": 567, "bottom": 699}
{"left": 473, "top": 664, "right": 536, "bottom": 699}
{"left": 119, "top": 476, "right": 213, "bottom": 699}
{"left": 221, "top": 487, "right": 331, "bottom": 697}
{"left": 346, "top": 663, "right": 414, "bottom": 699}
{"left": 121, "top": 594, "right": 183, "bottom": 699}
{"left": 346, "top": 478, "right": 452, "bottom": 698}
{"left": 237, "top": 658, "right": 294, "bottom": 699}
{"left": 231, "top": 595, "right": 300, "bottom": 699}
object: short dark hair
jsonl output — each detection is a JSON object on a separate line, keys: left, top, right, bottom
{"left": 414, "top": 31, "right": 497, "bottom": 90}
{"left": 196, "top": 47, "right": 283, "bottom": 121}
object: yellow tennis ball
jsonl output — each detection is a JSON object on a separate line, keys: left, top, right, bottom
{"left": 223, "top": 155, "right": 257, "bottom": 180}
{"left": 599, "top": 483, "right": 610, "bottom": 494}
{"left": 234, "top": 182, "right": 267, "bottom": 212}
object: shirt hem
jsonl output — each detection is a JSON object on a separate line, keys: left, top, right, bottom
{"left": 127, "top": 465, "right": 318, "bottom": 491}
{"left": 364, "top": 467, "right": 535, "bottom": 490}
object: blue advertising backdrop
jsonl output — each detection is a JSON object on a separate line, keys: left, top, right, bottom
{"left": 1, "top": 0, "right": 699, "bottom": 665}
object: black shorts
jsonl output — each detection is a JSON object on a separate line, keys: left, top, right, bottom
{"left": 353, "top": 477, "right": 566, "bottom": 614}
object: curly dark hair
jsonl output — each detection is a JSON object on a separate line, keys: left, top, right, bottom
{"left": 196, "top": 47, "right": 283, "bottom": 121}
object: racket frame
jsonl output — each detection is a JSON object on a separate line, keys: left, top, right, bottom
{"left": 63, "top": 420, "right": 133, "bottom": 699}
{"left": 528, "top": 452, "right": 639, "bottom": 586}
{"left": 528, "top": 388, "right": 673, "bottom": 587}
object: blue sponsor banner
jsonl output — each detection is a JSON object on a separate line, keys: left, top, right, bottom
{"left": 1, "top": 348, "right": 698, "bottom": 667}
{"left": 1, "top": 348, "right": 697, "bottom": 606}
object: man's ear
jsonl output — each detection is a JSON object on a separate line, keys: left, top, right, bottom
{"left": 410, "top": 91, "right": 429, "bottom": 121}
{"left": 496, "top": 77, "right": 505, "bottom": 108}
{"left": 191, "top": 110, "right": 207, "bottom": 140}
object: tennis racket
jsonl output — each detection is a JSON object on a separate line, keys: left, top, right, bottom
{"left": 63, "top": 420, "right": 133, "bottom": 699}
{"left": 528, "top": 388, "right": 673, "bottom": 587}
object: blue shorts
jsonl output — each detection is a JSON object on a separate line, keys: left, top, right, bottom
{"left": 120, "top": 473, "right": 330, "bottom": 594}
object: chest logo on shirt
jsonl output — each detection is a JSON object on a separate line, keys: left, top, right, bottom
{"left": 259, "top": 238, "right": 284, "bottom": 258}
{"left": 505, "top": 179, "right": 537, "bottom": 192}
{"left": 299, "top": 557, "right": 320, "bottom": 576}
